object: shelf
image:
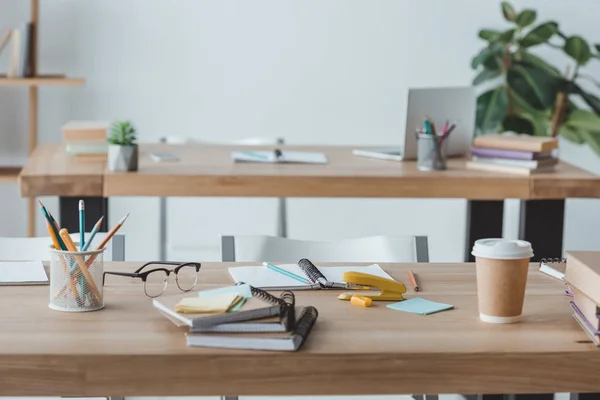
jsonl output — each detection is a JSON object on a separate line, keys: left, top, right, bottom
{"left": 0, "top": 76, "right": 85, "bottom": 87}
{"left": 0, "top": 166, "right": 21, "bottom": 183}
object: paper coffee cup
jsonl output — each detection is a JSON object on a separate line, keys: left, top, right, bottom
{"left": 472, "top": 239, "right": 533, "bottom": 324}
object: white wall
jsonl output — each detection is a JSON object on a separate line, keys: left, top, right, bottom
{"left": 1, "top": 0, "right": 600, "bottom": 261}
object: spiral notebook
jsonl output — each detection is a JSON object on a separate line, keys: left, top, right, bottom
{"left": 538, "top": 257, "right": 567, "bottom": 281}
{"left": 153, "top": 285, "right": 296, "bottom": 333}
{"left": 186, "top": 306, "right": 319, "bottom": 351}
{"left": 228, "top": 258, "right": 394, "bottom": 290}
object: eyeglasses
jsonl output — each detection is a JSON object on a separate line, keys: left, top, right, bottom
{"left": 103, "top": 261, "right": 202, "bottom": 298}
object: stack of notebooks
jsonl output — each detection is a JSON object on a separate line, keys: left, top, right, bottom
{"left": 153, "top": 284, "right": 318, "bottom": 351}
{"left": 467, "top": 133, "right": 559, "bottom": 175}
{"left": 0, "top": 23, "right": 35, "bottom": 78}
{"left": 62, "top": 121, "right": 109, "bottom": 158}
{"left": 564, "top": 251, "right": 600, "bottom": 346}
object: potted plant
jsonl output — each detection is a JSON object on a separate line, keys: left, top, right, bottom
{"left": 472, "top": 2, "right": 600, "bottom": 154}
{"left": 108, "top": 120, "right": 138, "bottom": 172}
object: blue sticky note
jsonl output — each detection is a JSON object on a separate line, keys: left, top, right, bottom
{"left": 386, "top": 297, "right": 454, "bottom": 315}
{"left": 198, "top": 284, "right": 253, "bottom": 299}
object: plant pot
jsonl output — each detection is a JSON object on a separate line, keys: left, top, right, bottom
{"left": 108, "top": 144, "right": 138, "bottom": 172}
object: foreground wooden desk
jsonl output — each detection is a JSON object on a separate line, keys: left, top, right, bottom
{"left": 19, "top": 143, "right": 600, "bottom": 260}
{"left": 0, "top": 261, "right": 597, "bottom": 397}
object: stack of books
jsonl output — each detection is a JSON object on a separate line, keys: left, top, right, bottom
{"left": 565, "top": 251, "right": 600, "bottom": 346}
{"left": 467, "top": 133, "right": 559, "bottom": 175}
{"left": 153, "top": 284, "right": 318, "bottom": 351}
{"left": 62, "top": 121, "right": 109, "bottom": 158}
{"left": 0, "top": 23, "right": 35, "bottom": 78}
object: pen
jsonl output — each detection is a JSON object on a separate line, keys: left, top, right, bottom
{"left": 79, "top": 200, "right": 85, "bottom": 251}
{"left": 408, "top": 269, "right": 419, "bottom": 292}
{"left": 423, "top": 118, "right": 433, "bottom": 135}
{"left": 264, "top": 262, "right": 310, "bottom": 284}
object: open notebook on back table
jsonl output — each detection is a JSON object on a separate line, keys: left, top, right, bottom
{"left": 228, "top": 258, "right": 395, "bottom": 290}
{"left": 153, "top": 285, "right": 296, "bottom": 333}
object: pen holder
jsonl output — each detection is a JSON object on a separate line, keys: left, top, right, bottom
{"left": 417, "top": 133, "right": 448, "bottom": 171}
{"left": 49, "top": 245, "right": 105, "bottom": 312}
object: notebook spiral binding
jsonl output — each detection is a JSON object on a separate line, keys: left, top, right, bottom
{"left": 250, "top": 286, "right": 297, "bottom": 330}
{"left": 539, "top": 257, "right": 567, "bottom": 265}
{"left": 298, "top": 258, "right": 326, "bottom": 284}
{"left": 294, "top": 306, "right": 319, "bottom": 349}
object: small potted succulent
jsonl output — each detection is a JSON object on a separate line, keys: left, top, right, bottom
{"left": 108, "top": 120, "right": 138, "bottom": 172}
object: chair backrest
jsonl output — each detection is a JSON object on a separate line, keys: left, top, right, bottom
{"left": 0, "top": 234, "right": 125, "bottom": 261}
{"left": 220, "top": 235, "right": 428, "bottom": 263}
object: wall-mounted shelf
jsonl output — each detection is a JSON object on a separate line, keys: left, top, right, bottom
{"left": 0, "top": 77, "right": 84, "bottom": 87}
{"left": 0, "top": 166, "right": 22, "bottom": 183}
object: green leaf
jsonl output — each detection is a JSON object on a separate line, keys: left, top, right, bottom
{"left": 568, "top": 82, "right": 600, "bottom": 115}
{"left": 501, "top": 2, "right": 517, "bottom": 22}
{"left": 502, "top": 114, "right": 534, "bottom": 135}
{"left": 498, "top": 29, "right": 516, "bottom": 44}
{"left": 520, "top": 22, "right": 558, "bottom": 47}
{"left": 471, "top": 42, "right": 504, "bottom": 69}
{"left": 473, "top": 68, "right": 502, "bottom": 85}
{"left": 507, "top": 64, "right": 559, "bottom": 110}
{"left": 514, "top": 52, "right": 560, "bottom": 77}
{"left": 476, "top": 88, "right": 508, "bottom": 135}
{"left": 483, "top": 55, "right": 503, "bottom": 71}
{"left": 580, "top": 130, "right": 600, "bottom": 156}
{"left": 595, "top": 44, "right": 600, "bottom": 52}
{"left": 479, "top": 29, "right": 500, "bottom": 41}
{"left": 564, "top": 36, "right": 592, "bottom": 65}
{"left": 516, "top": 10, "right": 537, "bottom": 28}
{"left": 565, "top": 109, "right": 600, "bottom": 132}
{"left": 559, "top": 124, "right": 585, "bottom": 144}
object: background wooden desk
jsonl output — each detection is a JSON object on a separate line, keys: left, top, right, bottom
{"left": 0, "top": 261, "right": 597, "bottom": 397}
{"left": 19, "top": 143, "right": 600, "bottom": 260}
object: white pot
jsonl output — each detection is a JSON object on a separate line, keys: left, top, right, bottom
{"left": 108, "top": 144, "right": 138, "bottom": 172}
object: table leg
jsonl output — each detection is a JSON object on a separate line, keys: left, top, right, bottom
{"left": 59, "top": 197, "right": 109, "bottom": 232}
{"left": 518, "top": 199, "right": 565, "bottom": 262}
{"left": 465, "top": 200, "right": 504, "bottom": 262}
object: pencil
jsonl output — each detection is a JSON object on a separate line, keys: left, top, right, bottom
{"left": 39, "top": 201, "right": 66, "bottom": 250}
{"left": 82, "top": 216, "right": 104, "bottom": 252}
{"left": 264, "top": 262, "right": 310, "bottom": 284}
{"left": 79, "top": 200, "right": 85, "bottom": 250}
{"left": 47, "top": 220, "right": 81, "bottom": 302}
{"left": 85, "top": 213, "right": 130, "bottom": 267}
{"left": 59, "top": 228, "right": 102, "bottom": 303}
{"left": 408, "top": 269, "right": 419, "bottom": 292}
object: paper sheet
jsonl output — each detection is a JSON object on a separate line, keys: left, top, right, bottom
{"left": 387, "top": 297, "right": 454, "bottom": 315}
{"left": 0, "top": 261, "right": 48, "bottom": 285}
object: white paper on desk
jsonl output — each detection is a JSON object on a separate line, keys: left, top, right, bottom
{"left": 231, "top": 151, "right": 328, "bottom": 164}
{"left": 228, "top": 264, "right": 394, "bottom": 290}
{"left": 0, "top": 261, "right": 48, "bottom": 285}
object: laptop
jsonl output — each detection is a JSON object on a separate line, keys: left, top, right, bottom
{"left": 353, "top": 87, "right": 476, "bottom": 161}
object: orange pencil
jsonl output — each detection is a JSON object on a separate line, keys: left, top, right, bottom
{"left": 59, "top": 228, "right": 102, "bottom": 303}
{"left": 408, "top": 269, "right": 419, "bottom": 292}
{"left": 48, "top": 221, "right": 81, "bottom": 302}
{"left": 95, "top": 213, "right": 129, "bottom": 251}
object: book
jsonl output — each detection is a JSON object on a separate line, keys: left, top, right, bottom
{"left": 471, "top": 156, "right": 558, "bottom": 170}
{"left": 538, "top": 258, "right": 566, "bottom": 281}
{"left": 7, "top": 28, "right": 20, "bottom": 78}
{"left": 565, "top": 251, "right": 600, "bottom": 305}
{"left": 153, "top": 286, "right": 296, "bottom": 332}
{"left": 186, "top": 306, "right": 318, "bottom": 351}
{"left": 572, "top": 311, "right": 600, "bottom": 347}
{"left": 231, "top": 150, "right": 327, "bottom": 164}
{"left": 0, "top": 261, "right": 48, "bottom": 285}
{"left": 0, "top": 29, "right": 11, "bottom": 57}
{"left": 470, "top": 146, "right": 553, "bottom": 161}
{"left": 19, "top": 23, "right": 34, "bottom": 78}
{"left": 352, "top": 148, "right": 402, "bottom": 162}
{"left": 473, "top": 133, "right": 559, "bottom": 152}
{"left": 62, "top": 121, "right": 109, "bottom": 141}
{"left": 572, "top": 289, "right": 600, "bottom": 331}
{"left": 228, "top": 259, "right": 395, "bottom": 290}
{"left": 465, "top": 160, "right": 555, "bottom": 175}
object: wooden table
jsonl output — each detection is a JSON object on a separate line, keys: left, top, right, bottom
{"left": 19, "top": 143, "right": 600, "bottom": 261}
{"left": 0, "top": 261, "right": 597, "bottom": 397}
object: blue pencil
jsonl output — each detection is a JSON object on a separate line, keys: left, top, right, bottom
{"left": 264, "top": 262, "right": 310, "bottom": 284}
{"left": 79, "top": 200, "right": 85, "bottom": 251}
{"left": 82, "top": 216, "right": 104, "bottom": 252}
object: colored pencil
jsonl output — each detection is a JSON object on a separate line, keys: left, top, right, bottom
{"left": 39, "top": 201, "right": 66, "bottom": 250}
{"left": 408, "top": 269, "right": 419, "bottom": 292}
{"left": 264, "top": 262, "right": 310, "bottom": 284}
{"left": 79, "top": 200, "right": 85, "bottom": 250}
{"left": 95, "top": 213, "right": 129, "bottom": 251}
{"left": 82, "top": 216, "right": 104, "bottom": 252}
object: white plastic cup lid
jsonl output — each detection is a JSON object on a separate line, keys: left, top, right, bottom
{"left": 471, "top": 238, "right": 533, "bottom": 260}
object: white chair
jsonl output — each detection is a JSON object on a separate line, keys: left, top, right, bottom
{"left": 0, "top": 233, "right": 125, "bottom": 261}
{"left": 158, "top": 136, "right": 288, "bottom": 261}
{"left": 220, "top": 234, "right": 429, "bottom": 263}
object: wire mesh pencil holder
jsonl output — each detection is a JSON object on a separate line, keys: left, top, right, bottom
{"left": 49, "top": 245, "right": 105, "bottom": 312}
{"left": 417, "top": 133, "right": 448, "bottom": 171}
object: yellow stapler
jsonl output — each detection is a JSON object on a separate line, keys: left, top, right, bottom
{"left": 337, "top": 272, "right": 406, "bottom": 301}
